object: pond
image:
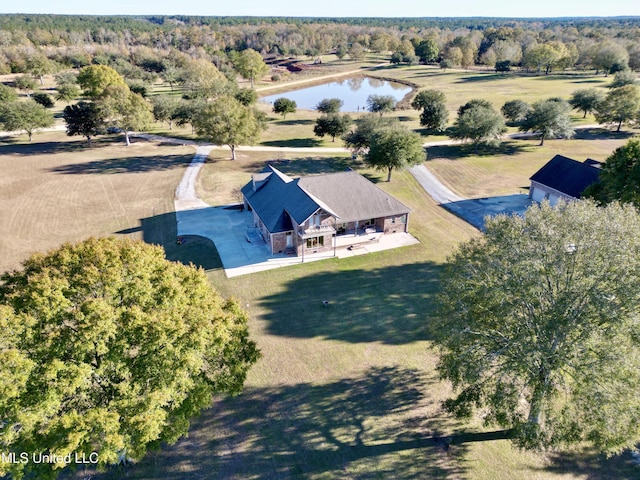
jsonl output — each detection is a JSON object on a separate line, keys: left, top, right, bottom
{"left": 260, "top": 76, "right": 412, "bottom": 113}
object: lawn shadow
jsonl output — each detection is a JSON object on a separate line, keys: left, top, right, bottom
{"left": 0, "top": 136, "right": 116, "bottom": 156}
{"left": 536, "top": 449, "right": 639, "bottom": 479}
{"left": 115, "top": 211, "right": 223, "bottom": 272}
{"left": 275, "top": 118, "right": 315, "bottom": 126}
{"left": 427, "top": 141, "right": 530, "bottom": 160}
{"left": 573, "top": 128, "right": 635, "bottom": 141}
{"left": 273, "top": 155, "right": 360, "bottom": 176}
{"left": 50, "top": 153, "right": 194, "bottom": 174}
{"left": 76, "top": 366, "right": 468, "bottom": 479}
{"left": 455, "top": 74, "right": 510, "bottom": 83}
{"left": 571, "top": 79, "right": 608, "bottom": 84}
{"left": 261, "top": 138, "right": 323, "bottom": 148}
{"left": 260, "top": 261, "right": 442, "bottom": 344}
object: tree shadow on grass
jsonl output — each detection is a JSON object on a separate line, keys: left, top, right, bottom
{"left": 273, "top": 155, "right": 359, "bottom": 176}
{"left": 573, "top": 128, "right": 635, "bottom": 141}
{"left": 115, "top": 211, "right": 223, "bottom": 272}
{"left": 571, "top": 78, "right": 608, "bottom": 84}
{"left": 261, "top": 138, "right": 324, "bottom": 148}
{"left": 536, "top": 449, "right": 639, "bottom": 479}
{"left": 275, "top": 118, "right": 315, "bottom": 126}
{"left": 260, "top": 262, "right": 442, "bottom": 344}
{"left": 0, "top": 136, "right": 116, "bottom": 155}
{"left": 49, "top": 153, "right": 194, "bottom": 174}
{"left": 427, "top": 141, "right": 530, "bottom": 160}
{"left": 455, "top": 74, "right": 510, "bottom": 83}
{"left": 78, "top": 366, "right": 469, "bottom": 480}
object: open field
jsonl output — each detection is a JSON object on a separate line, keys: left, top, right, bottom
{"left": 72, "top": 158, "right": 638, "bottom": 479}
{"left": 0, "top": 131, "right": 193, "bottom": 274}
{"left": 426, "top": 129, "right": 639, "bottom": 198}
{"left": 3, "top": 62, "right": 640, "bottom": 479}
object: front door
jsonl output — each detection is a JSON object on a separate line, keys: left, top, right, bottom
{"left": 286, "top": 232, "right": 293, "bottom": 248}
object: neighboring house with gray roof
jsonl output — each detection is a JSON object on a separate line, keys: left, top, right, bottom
{"left": 529, "top": 155, "right": 601, "bottom": 206}
{"left": 241, "top": 166, "right": 411, "bottom": 256}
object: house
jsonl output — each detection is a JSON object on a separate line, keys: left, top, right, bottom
{"left": 529, "top": 155, "right": 602, "bottom": 206}
{"left": 241, "top": 166, "right": 411, "bottom": 257}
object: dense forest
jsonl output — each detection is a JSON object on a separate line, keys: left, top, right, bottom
{"left": 0, "top": 14, "right": 639, "bottom": 78}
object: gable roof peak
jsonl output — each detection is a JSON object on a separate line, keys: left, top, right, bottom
{"left": 268, "top": 165, "right": 294, "bottom": 183}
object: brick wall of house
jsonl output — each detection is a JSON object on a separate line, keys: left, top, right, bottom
{"left": 383, "top": 214, "right": 408, "bottom": 234}
{"left": 272, "top": 232, "right": 294, "bottom": 253}
{"left": 296, "top": 233, "right": 333, "bottom": 256}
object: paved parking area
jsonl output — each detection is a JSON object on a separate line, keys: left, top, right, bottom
{"left": 176, "top": 206, "right": 418, "bottom": 277}
{"left": 442, "top": 194, "right": 534, "bottom": 231}
{"left": 410, "top": 164, "right": 533, "bottom": 230}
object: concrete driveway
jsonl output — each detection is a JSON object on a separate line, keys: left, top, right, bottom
{"left": 410, "top": 164, "right": 533, "bottom": 230}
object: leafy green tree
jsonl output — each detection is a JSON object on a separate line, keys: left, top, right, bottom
{"left": 55, "top": 83, "right": 81, "bottom": 103}
{"left": 14, "top": 75, "right": 38, "bottom": 97}
{"left": 495, "top": 60, "right": 512, "bottom": 73}
{"left": 174, "top": 98, "right": 205, "bottom": 134}
{"left": 519, "top": 99, "right": 575, "bottom": 146}
{"left": 0, "top": 83, "right": 18, "bottom": 103}
{"left": 99, "top": 85, "right": 154, "bottom": 146}
{"left": 63, "top": 101, "right": 104, "bottom": 146}
{"left": 55, "top": 70, "right": 78, "bottom": 87}
{"left": 432, "top": 200, "right": 640, "bottom": 454}
{"left": 272, "top": 97, "right": 297, "bottom": 118}
{"left": 568, "top": 88, "right": 605, "bottom": 118}
{"left": 234, "top": 49, "right": 269, "bottom": 88}
{"left": 366, "top": 94, "right": 396, "bottom": 116}
{"left": 365, "top": 125, "right": 425, "bottom": 181}
{"left": 32, "top": 92, "right": 54, "bottom": 108}
{"left": 313, "top": 113, "right": 352, "bottom": 142}
{"left": 523, "top": 44, "right": 561, "bottom": 74}
{"left": 450, "top": 101, "right": 506, "bottom": 153}
{"left": 25, "top": 53, "right": 56, "bottom": 85}
{"left": 234, "top": 87, "right": 258, "bottom": 106}
{"left": 77, "top": 65, "right": 127, "bottom": 98}
{"left": 583, "top": 139, "right": 640, "bottom": 208}
{"left": 411, "top": 90, "right": 449, "bottom": 133}
{"left": 594, "top": 84, "right": 640, "bottom": 132}
{"left": 609, "top": 69, "right": 637, "bottom": 88}
{"left": 0, "top": 100, "right": 54, "bottom": 141}
{"left": 592, "top": 42, "right": 629, "bottom": 75}
{"left": 180, "top": 59, "right": 227, "bottom": 100}
{"left": 348, "top": 43, "right": 366, "bottom": 61}
{"left": 0, "top": 237, "right": 259, "bottom": 480}
{"left": 501, "top": 99, "right": 531, "bottom": 123}
{"left": 150, "top": 94, "right": 181, "bottom": 130}
{"left": 342, "top": 114, "right": 396, "bottom": 155}
{"left": 316, "top": 97, "right": 343, "bottom": 113}
{"left": 415, "top": 38, "right": 439, "bottom": 63}
{"left": 390, "top": 51, "right": 404, "bottom": 64}
{"left": 194, "top": 96, "right": 266, "bottom": 160}
{"left": 439, "top": 58, "right": 454, "bottom": 71}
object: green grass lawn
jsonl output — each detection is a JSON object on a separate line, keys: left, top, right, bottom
{"left": 426, "top": 128, "right": 639, "bottom": 198}
{"left": 83, "top": 148, "right": 640, "bottom": 479}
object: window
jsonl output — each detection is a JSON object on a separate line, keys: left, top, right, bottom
{"left": 306, "top": 236, "right": 324, "bottom": 248}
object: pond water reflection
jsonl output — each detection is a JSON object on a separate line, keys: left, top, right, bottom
{"left": 260, "top": 76, "right": 412, "bottom": 112}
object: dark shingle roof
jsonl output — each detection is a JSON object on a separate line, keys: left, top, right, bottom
{"left": 241, "top": 167, "right": 410, "bottom": 233}
{"left": 241, "top": 168, "right": 319, "bottom": 233}
{"left": 530, "top": 154, "right": 601, "bottom": 199}
{"left": 298, "top": 170, "right": 410, "bottom": 223}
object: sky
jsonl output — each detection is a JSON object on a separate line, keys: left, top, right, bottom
{"left": 1, "top": 0, "right": 639, "bottom": 18}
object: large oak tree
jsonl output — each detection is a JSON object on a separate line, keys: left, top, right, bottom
{"left": 365, "top": 125, "right": 425, "bottom": 181}
{"left": 193, "top": 96, "right": 266, "bottom": 159}
{"left": 432, "top": 200, "right": 640, "bottom": 453}
{"left": 0, "top": 237, "right": 259, "bottom": 480}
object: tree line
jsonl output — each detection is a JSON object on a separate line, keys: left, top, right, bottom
{"left": 0, "top": 14, "right": 639, "bottom": 76}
